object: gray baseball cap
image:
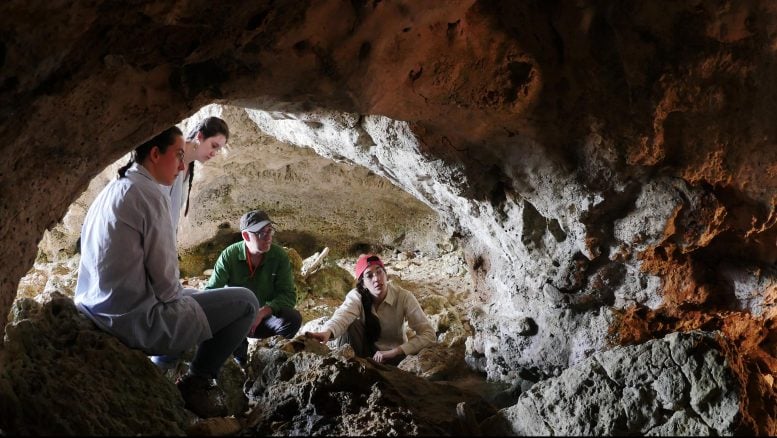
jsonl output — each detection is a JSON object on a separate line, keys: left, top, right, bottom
{"left": 239, "top": 210, "right": 274, "bottom": 233}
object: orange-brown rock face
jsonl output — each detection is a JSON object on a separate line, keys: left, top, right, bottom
{"left": 2, "top": 0, "right": 777, "bottom": 433}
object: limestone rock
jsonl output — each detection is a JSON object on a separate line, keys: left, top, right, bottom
{"left": 242, "top": 336, "right": 497, "bottom": 436}
{"left": 482, "top": 331, "right": 741, "bottom": 436}
{"left": 398, "top": 341, "right": 473, "bottom": 382}
{"left": 0, "top": 292, "right": 190, "bottom": 435}
{"left": 301, "top": 247, "right": 330, "bottom": 277}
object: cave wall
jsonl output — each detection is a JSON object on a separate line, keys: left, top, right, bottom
{"left": 2, "top": 1, "right": 777, "bottom": 410}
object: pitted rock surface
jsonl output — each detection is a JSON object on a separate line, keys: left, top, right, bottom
{"left": 243, "top": 336, "right": 496, "bottom": 436}
{"left": 0, "top": 292, "right": 190, "bottom": 435}
{"left": 482, "top": 331, "right": 740, "bottom": 436}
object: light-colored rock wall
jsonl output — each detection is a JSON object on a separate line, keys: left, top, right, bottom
{"left": 244, "top": 108, "right": 621, "bottom": 380}
{"left": 482, "top": 331, "right": 740, "bottom": 436}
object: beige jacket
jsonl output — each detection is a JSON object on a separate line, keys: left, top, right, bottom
{"left": 323, "top": 282, "right": 436, "bottom": 355}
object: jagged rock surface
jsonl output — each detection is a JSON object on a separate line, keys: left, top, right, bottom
{"left": 482, "top": 331, "right": 741, "bottom": 436}
{"left": 0, "top": 292, "right": 191, "bottom": 435}
{"left": 242, "top": 336, "right": 497, "bottom": 436}
{"left": 0, "top": 290, "right": 748, "bottom": 436}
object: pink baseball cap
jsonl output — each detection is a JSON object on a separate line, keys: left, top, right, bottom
{"left": 354, "top": 254, "right": 384, "bottom": 279}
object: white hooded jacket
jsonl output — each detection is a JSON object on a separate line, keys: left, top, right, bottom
{"left": 75, "top": 163, "right": 210, "bottom": 355}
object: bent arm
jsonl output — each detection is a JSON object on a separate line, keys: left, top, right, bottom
{"left": 265, "top": 254, "right": 296, "bottom": 313}
{"left": 141, "top": 194, "right": 182, "bottom": 303}
{"left": 322, "top": 290, "right": 363, "bottom": 339}
{"left": 205, "top": 251, "right": 230, "bottom": 289}
{"left": 398, "top": 292, "right": 436, "bottom": 355}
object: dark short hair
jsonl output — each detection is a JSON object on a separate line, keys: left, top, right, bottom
{"left": 118, "top": 126, "right": 183, "bottom": 178}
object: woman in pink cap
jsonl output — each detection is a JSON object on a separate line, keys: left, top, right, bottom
{"left": 306, "top": 254, "right": 436, "bottom": 364}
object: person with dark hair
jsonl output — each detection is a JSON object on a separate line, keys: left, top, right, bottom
{"left": 74, "top": 127, "right": 259, "bottom": 419}
{"left": 148, "top": 116, "right": 229, "bottom": 370}
{"left": 206, "top": 210, "right": 302, "bottom": 367}
{"left": 306, "top": 254, "right": 436, "bottom": 365}
{"left": 166, "top": 116, "right": 229, "bottom": 234}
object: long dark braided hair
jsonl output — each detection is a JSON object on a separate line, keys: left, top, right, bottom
{"left": 356, "top": 272, "right": 382, "bottom": 356}
{"left": 183, "top": 116, "right": 229, "bottom": 216}
{"left": 117, "top": 126, "right": 183, "bottom": 178}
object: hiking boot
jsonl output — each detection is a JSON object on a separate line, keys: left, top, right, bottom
{"left": 175, "top": 374, "right": 228, "bottom": 418}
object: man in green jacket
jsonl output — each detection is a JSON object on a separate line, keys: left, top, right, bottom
{"left": 206, "top": 210, "right": 301, "bottom": 366}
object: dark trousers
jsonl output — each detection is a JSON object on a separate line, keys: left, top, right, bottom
{"left": 337, "top": 317, "right": 373, "bottom": 358}
{"left": 188, "top": 287, "right": 258, "bottom": 378}
{"left": 337, "top": 319, "right": 402, "bottom": 365}
{"left": 233, "top": 306, "right": 302, "bottom": 362}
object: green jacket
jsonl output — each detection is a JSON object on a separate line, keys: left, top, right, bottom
{"left": 205, "top": 241, "right": 296, "bottom": 313}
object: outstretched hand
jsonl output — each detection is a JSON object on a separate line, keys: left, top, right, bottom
{"left": 373, "top": 347, "right": 404, "bottom": 364}
{"left": 305, "top": 330, "right": 331, "bottom": 343}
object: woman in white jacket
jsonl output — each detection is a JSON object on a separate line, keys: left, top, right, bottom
{"left": 167, "top": 116, "right": 228, "bottom": 235}
{"left": 306, "top": 254, "right": 436, "bottom": 365}
{"left": 74, "top": 126, "right": 258, "bottom": 418}
{"left": 150, "top": 116, "right": 230, "bottom": 371}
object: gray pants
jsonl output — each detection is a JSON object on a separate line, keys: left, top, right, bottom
{"left": 152, "top": 287, "right": 259, "bottom": 379}
{"left": 337, "top": 319, "right": 402, "bottom": 365}
{"left": 189, "top": 287, "right": 259, "bottom": 378}
{"left": 336, "top": 317, "right": 373, "bottom": 357}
